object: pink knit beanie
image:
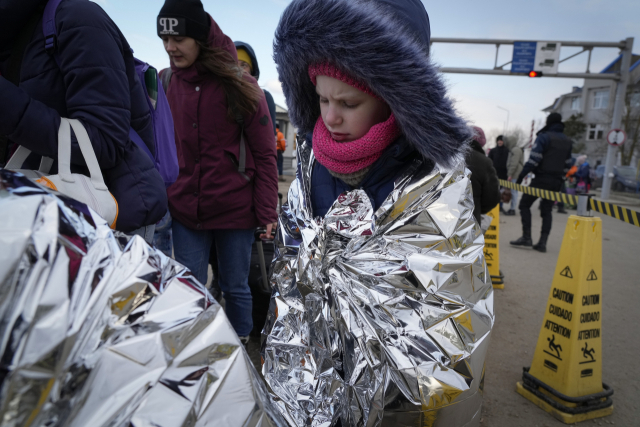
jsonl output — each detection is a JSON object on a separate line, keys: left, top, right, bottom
{"left": 472, "top": 126, "right": 486, "bottom": 147}
{"left": 308, "top": 63, "right": 381, "bottom": 100}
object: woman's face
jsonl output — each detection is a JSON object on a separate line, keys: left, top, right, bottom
{"left": 162, "top": 36, "right": 200, "bottom": 68}
{"left": 316, "top": 75, "right": 390, "bottom": 142}
{"left": 238, "top": 60, "right": 252, "bottom": 75}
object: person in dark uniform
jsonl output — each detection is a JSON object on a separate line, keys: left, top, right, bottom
{"left": 510, "top": 113, "right": 573, "bottom": 253}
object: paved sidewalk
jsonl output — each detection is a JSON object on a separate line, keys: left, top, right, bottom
{"left": 593, "top": 189, "right": 640, "bottom": 210}
{"left": 481, "top": 202, "right": 640, "bottom": 426}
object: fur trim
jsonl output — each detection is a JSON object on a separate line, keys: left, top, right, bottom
{"left": 274, "top": 0, "right": 472, "bottom": 167}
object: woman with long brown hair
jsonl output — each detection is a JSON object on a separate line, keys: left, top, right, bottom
{"left": 157, "top": 0, "right": 278, "bottom": 343}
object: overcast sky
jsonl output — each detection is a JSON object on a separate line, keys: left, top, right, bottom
{"left": 94, "top": 0, "right": 639, "bottom": 143}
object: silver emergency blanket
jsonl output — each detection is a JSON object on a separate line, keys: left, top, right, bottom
{"left": 0, "top": 170, "right": 285, "bottom": 427}
{"left": 261, "top": 140, "right": 494, "bottom": 427}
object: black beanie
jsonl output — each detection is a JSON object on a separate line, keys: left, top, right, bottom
{"left": 547, "top": 112, "right": 562, "bottom": 125}
{"left": 157, "top": 0, "right": 210, "bottom": 42}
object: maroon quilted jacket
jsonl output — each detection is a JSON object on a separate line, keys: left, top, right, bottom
{"left": 165, "top": 16, "right": 278, "bottom": 230}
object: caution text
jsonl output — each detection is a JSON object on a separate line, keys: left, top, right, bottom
{"left": 582, "top": 294, "right": 600, "bottom": 306}
{"left": 552, "top": 288, "right": 574, "bottom": 304}
{"left": 578, "top": 329, "right": 601, "bottom": 340}
{"left": 580, "top": 312, "right": 600, "bottom": 323}
{"left": 549, "top": 304, "right": 572, "bottom": 321}
{"left": 544, "top": 319, "right": 571, "bottom": 339}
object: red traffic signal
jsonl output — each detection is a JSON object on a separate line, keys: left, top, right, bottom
{"left": 528, "top": 70, "right": 543, "bottom": 78}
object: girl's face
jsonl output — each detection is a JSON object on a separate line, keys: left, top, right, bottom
{"left": 316, "top": 75, "right": 390, "bottom": 142}
{"left": 162, "top": 36, "right": 200, "bottom": 68}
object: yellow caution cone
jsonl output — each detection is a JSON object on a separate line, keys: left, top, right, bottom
{"left": 516, "top": 215, "right": 613, "bottom": 423}
{"left": 485, "top": 205, "right": 504, "bottom": 289}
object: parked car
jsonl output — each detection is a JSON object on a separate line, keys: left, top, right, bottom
{"left": 593, "top": 165, "right": 640, "bottom": 192}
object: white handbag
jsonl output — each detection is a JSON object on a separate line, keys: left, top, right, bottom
{"left": 5, "top": 118, "right": 118, "bottom": 229}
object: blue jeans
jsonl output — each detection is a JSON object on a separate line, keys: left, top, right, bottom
{"left": 172, "top": 220, "right": 255, "bottom": 336}
{"left": 277, "top": 150, "right": 284, "bottom": 175}
{"left": 129, "top": 224, "right": 155, "bottom": 245}
{"left": 510, "top": 178, "right": 518, "bottom": 211}
{"left": 152, "top": 211, "right": 173, "bottom": 256}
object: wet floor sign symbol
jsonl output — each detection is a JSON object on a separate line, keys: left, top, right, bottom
{"left": 559, "top": 266, "right": 573, "bottom": 278}
{"left": 516, "top": 216, "right": 613, "bottom": 423}
{"left": 484, "top": 205, "right": 504, "bottom": 289}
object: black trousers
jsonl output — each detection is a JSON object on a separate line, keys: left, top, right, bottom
{"left": 519, "top": 177, "right": 563, "bottom": 237}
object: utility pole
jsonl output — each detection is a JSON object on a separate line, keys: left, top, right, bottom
{"left": 601, "top": 37, "right": 634, "bottom": 200}
{"left": 529, "top": 120, "right": 535, "bottom": 148}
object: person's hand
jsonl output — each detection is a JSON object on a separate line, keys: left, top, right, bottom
{"left": 260, "top": 222, "right": 277, "bottom": 239}
{"left": 508, "top": 176, "right": 512, "bottom": 181}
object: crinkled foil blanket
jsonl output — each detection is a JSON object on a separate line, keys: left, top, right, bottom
{"left": 0, "top": 170, "right": 286, "bottom": 427}
{"left": 261, "top": 140, "right": 494, "bottom": 427}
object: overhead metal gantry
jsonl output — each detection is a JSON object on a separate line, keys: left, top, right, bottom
{"left": 430, "top": 37, "right": 635, "bottom": 199}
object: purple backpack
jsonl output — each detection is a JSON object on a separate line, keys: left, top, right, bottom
{"left": 43, "top": 0, "right": 178, "bottom": 188}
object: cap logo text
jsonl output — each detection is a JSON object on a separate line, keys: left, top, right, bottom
{"left": 159, "top": 18, "right": 179, "bottom": 35}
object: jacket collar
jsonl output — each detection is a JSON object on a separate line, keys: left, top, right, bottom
{"left": 359, "top": 136, "right": 422, "bottom": 189}
{"left": 470, "top": 140, "right": 485, "bottom": 154}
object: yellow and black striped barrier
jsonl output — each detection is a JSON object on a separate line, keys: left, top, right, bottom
{"left": 499, "top": 179, "right": 640, "bottom": 228}
{"left": 499, "top": 179, "right": 578, "bottom": 206}
{"left": 589, "top": 198, "right": 640, "bottom": 227}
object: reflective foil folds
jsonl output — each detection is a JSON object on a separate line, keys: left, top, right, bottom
{"left": 261, "top": 139, "right": 494, "bottom": 426}
{"left": 0, "top": 170, "right": 285, "bottom": 427}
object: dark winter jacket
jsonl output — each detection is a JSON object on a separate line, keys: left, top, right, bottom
{"left": 234, "top": 41, "right": 277, "bottom": 136}
{"left": 518, "top": 122, "right": 573, "bottom": 183}
{"left": 274, "top": 0, "right": 472, "bottom": 216}
{"left": 466, "top": 140, "right": 500, "bottom": 223}
{"left": 0, "top": 0, "right": 167, "bottom": 232}
{"left": 488, "top": 145, "right": 509, "bottom": 180}
{"left": 309, "top": 135, "right": 426, "bottom": 217}
{"left": 166, "top": 17, "right": 278, "bottom": 230}
{"left": 575, "top": 162, "right": 591, "bottom": 185}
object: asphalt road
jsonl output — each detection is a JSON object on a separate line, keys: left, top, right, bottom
{"left": 481, "top": 200, "right": 640, "bottom": 426}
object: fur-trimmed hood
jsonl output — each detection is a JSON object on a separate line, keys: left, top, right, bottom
{"left": 274, "top": 0, "right": 472, "bottom": 167}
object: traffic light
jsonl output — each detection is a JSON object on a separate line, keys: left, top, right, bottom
{"left": 528, "top": 70, "right": 543, "bottom": 78}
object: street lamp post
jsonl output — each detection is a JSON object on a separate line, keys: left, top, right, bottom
{"left": 497, "top": 106, "right": 510, "bottom": 134}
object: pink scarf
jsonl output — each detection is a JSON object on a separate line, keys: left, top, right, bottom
{"left": 313, "top": 114, "right": 401, "bottom": 174}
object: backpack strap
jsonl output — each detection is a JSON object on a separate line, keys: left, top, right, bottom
{"left": 160, "top": 68, "right": 173, "bottom": 92}
{"left": 43, "top": 0, "right": 63, "bottom": 53}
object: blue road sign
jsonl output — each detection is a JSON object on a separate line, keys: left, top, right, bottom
{"left": 511, "top": 41, "right": 537, "bottom": 73}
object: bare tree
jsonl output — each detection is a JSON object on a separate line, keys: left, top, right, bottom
{"left": 564, "top": 114, "right": 587, "bottom": 154}
{"left": 618, "top": 84, "right": 640, "bottom": 166}
{"left": 504, "top": 126, "right": 527, "bottom": 148}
